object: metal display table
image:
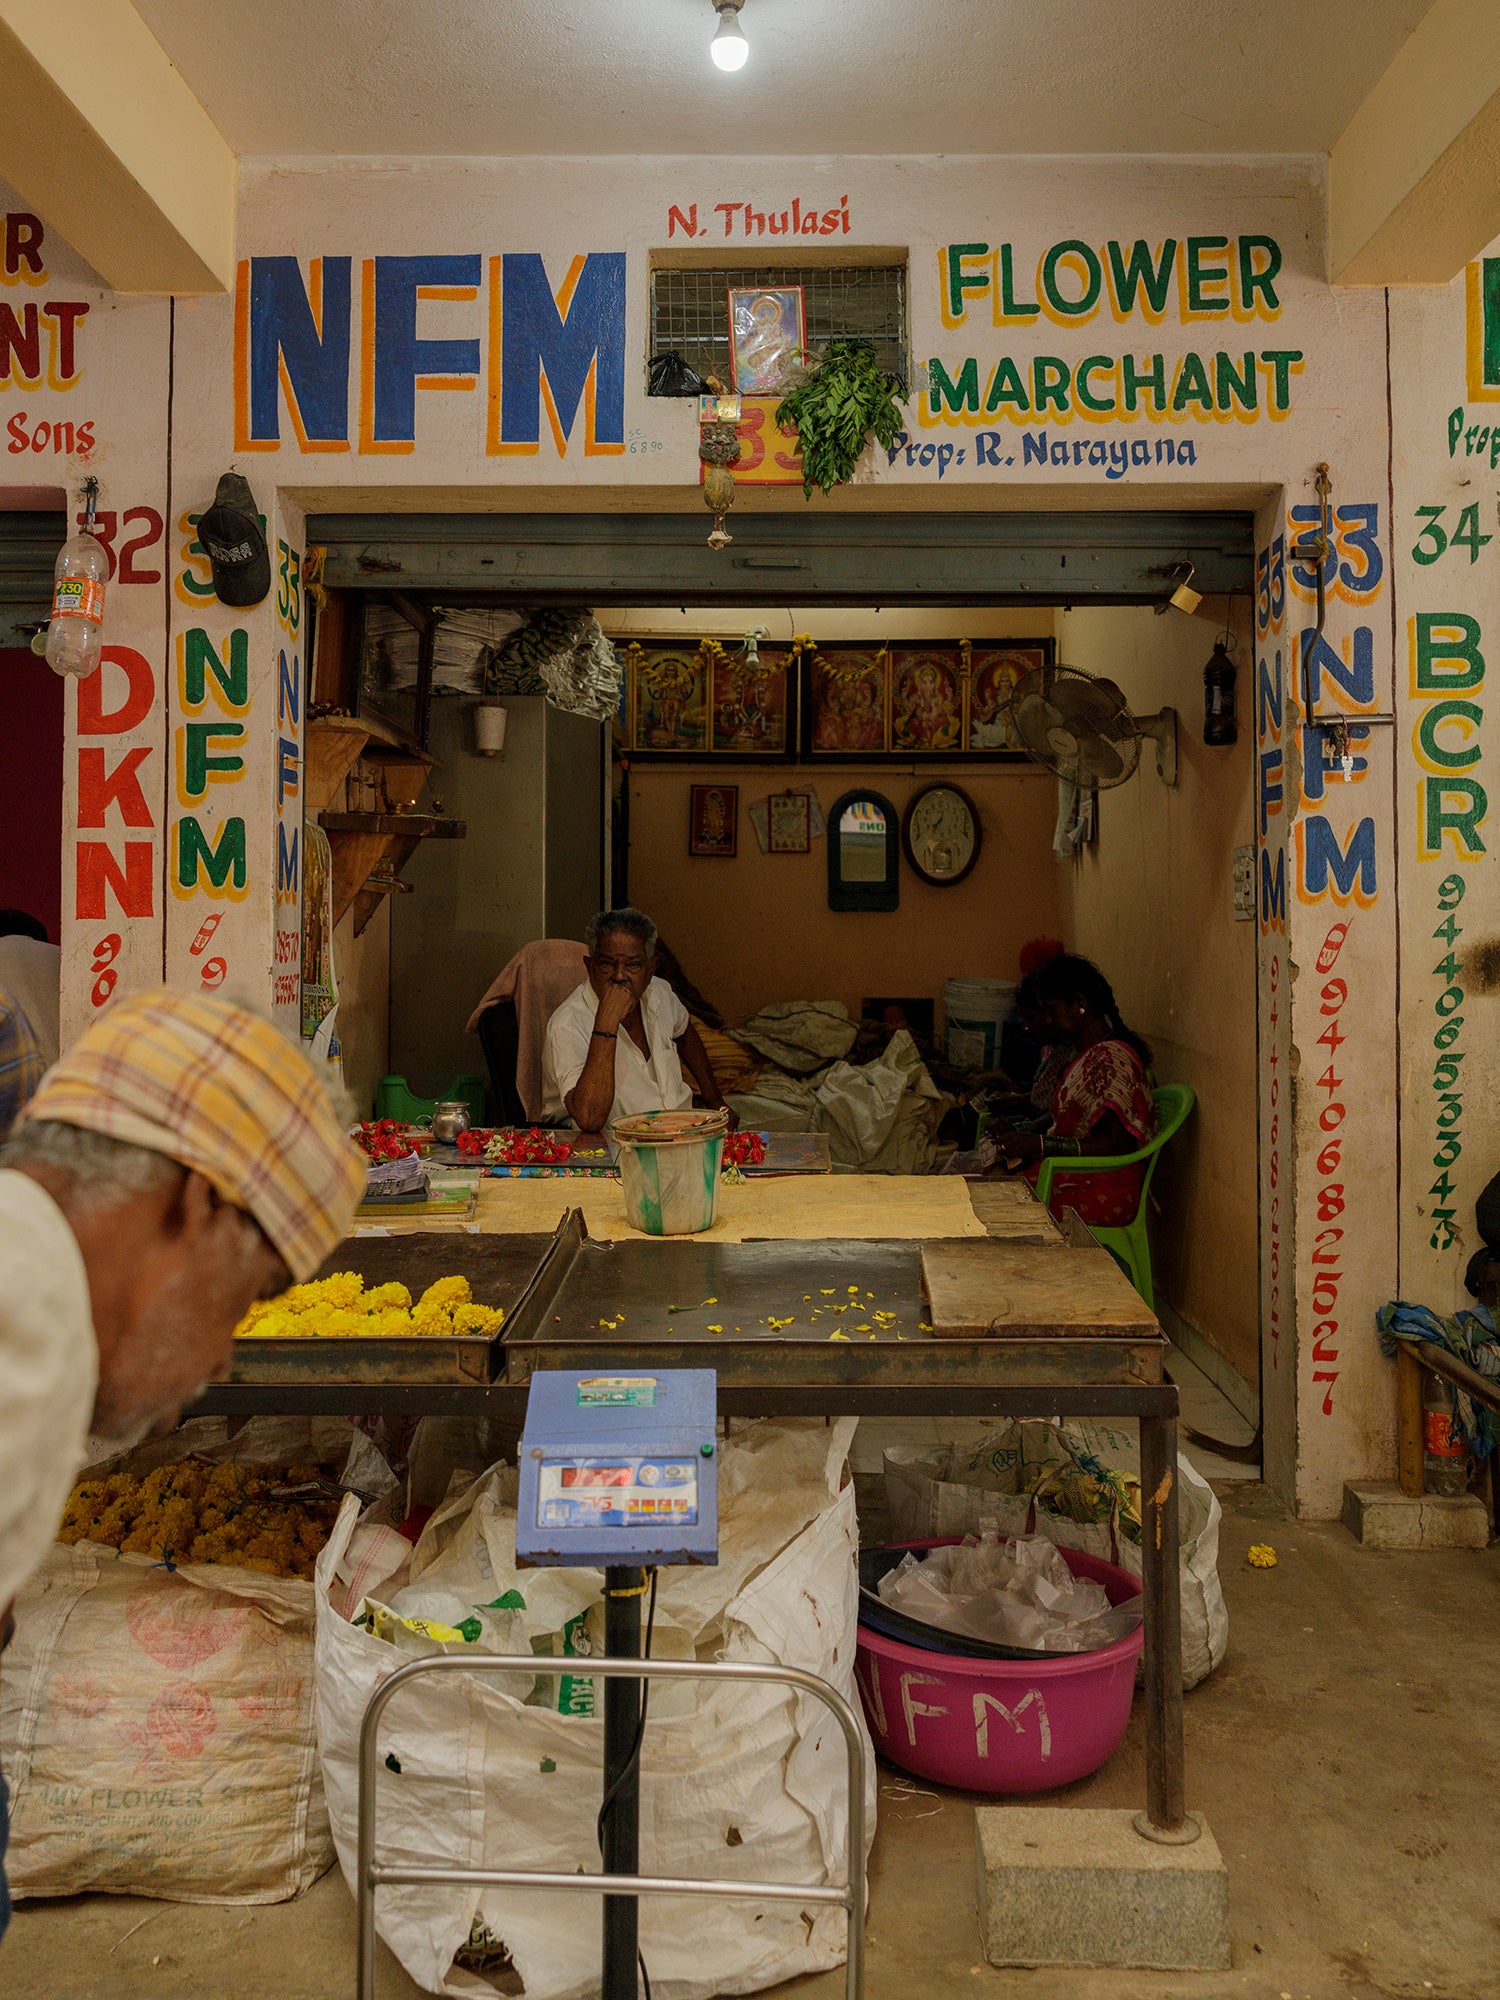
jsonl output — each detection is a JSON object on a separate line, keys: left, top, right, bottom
{"left": 197, "top": 1213, "right": 1188, "bottom": 1837}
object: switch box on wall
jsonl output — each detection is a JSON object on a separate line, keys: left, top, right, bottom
{"left": 1232, "top": 844, "right": 1255, "bottom": 921}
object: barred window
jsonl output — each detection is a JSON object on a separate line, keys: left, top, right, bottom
{"left": 649, "top": 264, "right": 907, "bottom": 389}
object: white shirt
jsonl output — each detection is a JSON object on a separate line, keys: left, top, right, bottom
{"left": 542, "top": 978, "right": 692, "bottom": 1126}
{"left": 0, "top": 1170, "right": 97, "bottom": 1613}
{"left": 0, "top": 937, "right": 60, "bottom": 1069}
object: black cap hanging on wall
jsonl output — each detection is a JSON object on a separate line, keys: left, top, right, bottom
{"left": 199, "top": 471, "right": 271, "bottom": 607}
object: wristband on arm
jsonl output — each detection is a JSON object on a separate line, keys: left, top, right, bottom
{"left": 591, "top": 1029, "right": 617, "bottom": 1040}
{"left": 1042, "top": 1134, "right": 1081, "bottom": 1157}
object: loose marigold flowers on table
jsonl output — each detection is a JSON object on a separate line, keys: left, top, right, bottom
{"left": 233, "top": 1270, "right": 504, "bottom": 1339}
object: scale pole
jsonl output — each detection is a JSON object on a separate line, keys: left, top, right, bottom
{"left": 601, "top": 1565, "right": 644, "bottom": 2000}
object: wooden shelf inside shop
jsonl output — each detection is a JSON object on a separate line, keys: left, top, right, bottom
{"left": 305, "top": 709, "right": 437, "bottom": 816}
{"left": 320, "top": 813, "right": 466, "bottom": 936}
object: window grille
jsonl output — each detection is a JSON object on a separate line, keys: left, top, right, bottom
{"left": 649, "top": 264, "right": 907, "bottom": 388}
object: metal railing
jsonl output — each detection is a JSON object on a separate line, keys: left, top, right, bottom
{"left": 357, "top": 1653, "right": 870, "bottom": 2000}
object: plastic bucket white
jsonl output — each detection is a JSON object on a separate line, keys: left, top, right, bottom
{"left": 612, "top": 1108, "right": 729, "bottom": 1235}
{"left": 944, "top": 978, "right": 1017, "bottom": 1070}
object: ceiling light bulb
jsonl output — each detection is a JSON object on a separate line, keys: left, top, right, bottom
{"left": 711, "top": 4, "right": 749, "bottom": 70}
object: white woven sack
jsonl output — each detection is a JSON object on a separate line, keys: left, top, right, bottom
{"left": 315, "top": 1417, "right": 876, "bottom": 2000}
{"left": 0, "top": 1544, "right": 329, "bottom": 1902}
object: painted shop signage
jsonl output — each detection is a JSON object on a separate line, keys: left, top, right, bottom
{"left": 923, "top": 233, "right": 1300, "bottom": 437}
{"left": 2, "top": 208, "right": 94, "bottom": 454}
{"left": 234, "top": 251, "right": 627, "bottom": 456}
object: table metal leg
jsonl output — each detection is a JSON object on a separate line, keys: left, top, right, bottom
{"left": 601, "top": 1567, "right": 644, "bottom": 2000}
{"left": 1135, "top": 1411, "right": 1195, "bottom": 1843}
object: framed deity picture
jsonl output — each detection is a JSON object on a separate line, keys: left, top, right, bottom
{"left": 727, "top": 285, "right": 806, "bottom": 394}
{"left": 630, "top": 643, "right": 710, "bottom": 752}
{"left": 902, "top": 781, "right": 983, "bottom": 886}
{"left": 968, "top": 644, "right": 1048, "bottom": 751}
{"left": 890, "top": 649, "right": 964, "bottom": 753}
{"left": 767, "top": 789, "right": 812, "bottom": 853}
{"left": 807, "top": 647, "right": 890, "bottom": 755}
{"left": 689, "top": 783, "right": 738, "bottom": 857}
{"left": 712, "top": 649, "right": 789, "bottom": 754}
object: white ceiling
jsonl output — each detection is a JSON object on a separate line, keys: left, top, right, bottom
{"left": 133, "top": 0, "right": 1437, "bottom": 159}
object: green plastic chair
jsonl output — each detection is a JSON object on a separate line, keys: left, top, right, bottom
{"left": 1035, "top": 1083, "right": 1196, "bottom": 1309}
{"left": 374, "top": 1073, "right": 489, "bottom": 1126}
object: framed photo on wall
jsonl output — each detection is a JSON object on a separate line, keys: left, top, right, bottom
{"left": 767, "top": 789, "right": 812, "bottom": 853}
{"left": 712, "top": 650, "right": 789, "bottom": 754}
{"left": 890, "top": 649, "right": 964, "bottom": 753}
{"left": 689, "top": 783, "right": 738, "bottom": 857}
{"left": 808, "top": 647, "right": 890, "bottom": 754}
{"left": 968, "top": 645, "right": 1048, "bottom": 751}
{"left": 630, "top": 642, "right": 710, "bottom": 752}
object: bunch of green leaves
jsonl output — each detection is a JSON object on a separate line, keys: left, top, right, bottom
{"left": 776, "top": 340, "right": 907, "bottom": 499}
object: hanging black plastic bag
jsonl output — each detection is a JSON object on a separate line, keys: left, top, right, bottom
{"left": 647, "top": 351, "right": 709, "bottom": 398}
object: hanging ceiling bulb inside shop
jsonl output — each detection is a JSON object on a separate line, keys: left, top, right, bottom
{"left": 711, "top": 0, "right": 749, "bottom": 71}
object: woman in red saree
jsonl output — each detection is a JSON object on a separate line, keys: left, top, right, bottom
{"left": 993, "top": 955, "right": 1156, "bottom": 1226}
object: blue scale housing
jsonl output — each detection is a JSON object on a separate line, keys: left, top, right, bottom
{"left": 516, "top": 1369, "right": 719, "bottom": 1569}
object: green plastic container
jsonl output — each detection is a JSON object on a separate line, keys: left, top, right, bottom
{"left": 375, "top": 1073, "right": 488, "bottom": 1126}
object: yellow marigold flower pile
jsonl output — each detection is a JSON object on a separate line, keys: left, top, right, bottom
{"left": 57, "top": 1460, "right": 340, "bottom": 1579}
{"left": 235, "top": 1272, "right": 504, "bottom": 1341}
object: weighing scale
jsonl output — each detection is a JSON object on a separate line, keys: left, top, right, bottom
{"left": 517, "top": 1368, "right": 719, "bottom": 2000}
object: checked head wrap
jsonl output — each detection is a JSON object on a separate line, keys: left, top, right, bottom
{"left": 22, "top": 988, "right": 364, "bottom": 1280}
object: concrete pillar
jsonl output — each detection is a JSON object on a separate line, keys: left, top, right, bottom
{"left": 1254, "top": 459, "right": 1401, "bottom": 1516}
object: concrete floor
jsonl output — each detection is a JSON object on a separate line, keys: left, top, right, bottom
{"left": 5, "top": 1482, "right": 1498, "bottom": 2000}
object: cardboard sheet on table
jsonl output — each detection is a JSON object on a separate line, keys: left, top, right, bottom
{"left": 476, "top": 1172, "right": 988, "bottom": 1242}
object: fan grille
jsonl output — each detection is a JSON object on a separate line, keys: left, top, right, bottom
{"left": 1007, "top": 664, "right": 1142, "bottom": 790}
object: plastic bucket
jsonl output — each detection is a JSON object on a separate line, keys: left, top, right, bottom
{"left": 944, "top": 978, "right": 1017, "bottom": 1070}
{"left": 854, "top": 1538, "right": 1143, "bottom": 1793}
{"left": 612, "top": 1108, "right": 729, "bottom": 1236}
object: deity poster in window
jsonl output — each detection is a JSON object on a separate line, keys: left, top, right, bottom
{"left": 727, "top": 286, "right": 806, "bottom": 394}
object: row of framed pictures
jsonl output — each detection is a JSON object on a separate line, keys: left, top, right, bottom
{"left": 689, "top": 779, "right": 983, "bottom": 890}
{"left": 619, "top": 637, "right": 1053, "bottom": 760}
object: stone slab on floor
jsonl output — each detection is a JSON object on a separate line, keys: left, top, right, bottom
{"left": 974, "top": 1805, "right": 1230, "bottom": 1971}
{"left": 1341, "top": 1479, "right": 1491, "bottom": 1550}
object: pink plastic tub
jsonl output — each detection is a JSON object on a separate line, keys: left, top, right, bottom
{"left": 854, "top": 1539, "right": 1144, "bottom": 1794}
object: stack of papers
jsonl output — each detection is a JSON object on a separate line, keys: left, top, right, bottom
{"left": 363, "top": 1151, "right": 428, "bottom": 1204}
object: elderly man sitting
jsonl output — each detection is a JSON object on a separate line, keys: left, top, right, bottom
{"left": 0, "top": 988, "right": 364, "bottom": 1937}
{"left": 542, "top": 907, "right": 736, "bottom": 1131}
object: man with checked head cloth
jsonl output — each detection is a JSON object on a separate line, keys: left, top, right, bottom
{"left": 0, "top": 988, "right": 365, "bottom": 1601}
{"left": 0, "top": 989, "right": 364, "bottom": 1928}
